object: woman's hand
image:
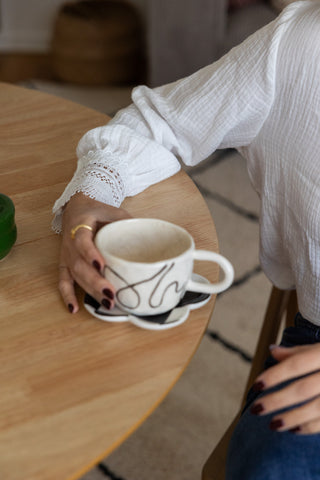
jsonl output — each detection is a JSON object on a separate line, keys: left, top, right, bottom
{"left": 250, "top": 344, "right": 320, "bottom": 434}
{"left": 58, "top": 192, "right": 131, "bottom": 313}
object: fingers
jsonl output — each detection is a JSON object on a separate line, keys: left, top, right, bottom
{"left": 59, "top": 257, "right": 115, "bottom": 314}
{"left": 59, "top": 228, "right": 115, "bottom": 313}
{"left": 269, "top": 344, "right": 296, "bottom": 361}
{"left": 270, "top": 396, "right": 320, "bottom": 434}
{"left": 297, "top": 410, "right": 320, "bottom": 434}
{"left": 252, "top": 370, "right": 320, "bottom": 415}
{"left": 254, "top": 344, "right": 320, "bottom": 391}
{"left": 251, "top": 394, "right": 320, "bottom": 434}
{"left": 71, "top": 253, "right": 115, "bottom": 309}
{"left": 72, "top": 225, "right": 106, "bottom": 274}
{"left": 249, "top": 344, "right": 320, "bottom": 435}
{"left": 70, "top": 227, "right": 116, "bottom": 304}
{"left": 58, "top": 265, "right": 79, "bottom": 314}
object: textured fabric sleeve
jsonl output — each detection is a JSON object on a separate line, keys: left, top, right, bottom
{"left": 52, "top": 4, "right": 296, "bottom": 233}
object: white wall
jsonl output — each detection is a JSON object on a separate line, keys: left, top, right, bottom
{"left": 0, "top": 0, "right": 148, "bottom": 52}
{"left": 0, "top": 0, "right": 67, "bottom": 51}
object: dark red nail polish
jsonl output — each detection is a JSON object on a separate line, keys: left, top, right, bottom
{"left": 270, "top": 419, "right": 284, "bottom": 431}
{"left": 102, "top": 298, "right": 111, "bottom": 310}
{"left": 250, "top": 403, "right": 264, "bottom": 415}
{"left": 103, "top": 288, "right": 114, "bottom": 300}
{"left": 290, "top": 426, "right": 302, "bottom": 433}
{"left": 252, "top": 380, "right": 266, "bottom": 392}
{"left": 68, "top": 303, "right": 74, "bottom": 313}
{"left": 93, "top": 260, "right": 101, "bottom": 271}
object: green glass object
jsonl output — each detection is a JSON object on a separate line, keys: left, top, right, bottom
{"left": 0, "top": 193, "right": 17, "bottom": 260}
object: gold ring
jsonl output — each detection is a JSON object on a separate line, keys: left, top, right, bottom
{"left": 70, "top": 224, "right": 93, "bottom": 239}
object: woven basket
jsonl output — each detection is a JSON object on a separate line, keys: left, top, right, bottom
{"left": 51, "top": 0, "right": 144, "bottom": 85}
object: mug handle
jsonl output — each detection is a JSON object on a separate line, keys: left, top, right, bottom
{"left": 186, "top": 250, "right": 234, "bottom": 294}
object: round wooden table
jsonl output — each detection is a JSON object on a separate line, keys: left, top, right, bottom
{"left": 0, "top": 83, "right": 219, "bottom": 480}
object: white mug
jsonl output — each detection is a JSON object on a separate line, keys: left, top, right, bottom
{"left": 95, "top": 218, "right": 234, "bottom": 316}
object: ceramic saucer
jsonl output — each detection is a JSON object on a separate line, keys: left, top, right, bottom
{"left": 84, "top": 273, "right": 211, "bottom": 330}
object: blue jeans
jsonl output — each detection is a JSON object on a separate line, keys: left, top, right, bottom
{"left": 226, "top": 313, "right": 320, "bottom": 480}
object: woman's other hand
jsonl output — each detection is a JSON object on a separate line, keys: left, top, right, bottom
{"left": 59, "top": 193, "right": 131, "bottom": 313}
{"left": 250, "top": 343, "right": 320, "bottom": 434}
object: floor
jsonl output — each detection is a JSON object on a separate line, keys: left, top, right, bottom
{"left": 21, "top": 79, "right": 272, "bottom": 480}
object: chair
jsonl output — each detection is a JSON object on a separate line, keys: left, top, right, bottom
{"left": 202, "top": 286, "right": 298, "bottom": 480}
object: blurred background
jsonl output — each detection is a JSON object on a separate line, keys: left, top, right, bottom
{"left": 0, "top": 0, "right": 278, "bottom": 88}
{"left": 0, "top": 1, "right": 289, "bottom": 479}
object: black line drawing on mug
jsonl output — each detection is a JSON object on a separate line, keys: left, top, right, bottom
{"left": 105, "top": 263, "right": 187, "bottom": 311}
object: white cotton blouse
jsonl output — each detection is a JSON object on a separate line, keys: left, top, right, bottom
{"left": 53, "top": 1, "right": 320, "bottom": 325}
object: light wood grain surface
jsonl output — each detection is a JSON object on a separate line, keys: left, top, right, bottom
{"left": 0, "top": 83, "right": 219, "bottom": 480}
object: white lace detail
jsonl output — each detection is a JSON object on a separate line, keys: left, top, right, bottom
{"left": 52, "top": 150, "right": 128, "bottom": 233}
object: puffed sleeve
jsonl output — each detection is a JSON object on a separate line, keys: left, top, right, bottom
{"left": 52, "top": 3, "right": 296, "bottom": 233}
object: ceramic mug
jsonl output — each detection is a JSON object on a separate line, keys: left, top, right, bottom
{"left": 95, "top": 218, "right": 234, "bottom": 316}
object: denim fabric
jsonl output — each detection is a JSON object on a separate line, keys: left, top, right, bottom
{"left": 226, "top": 313, "right": 320, "bottom": 480}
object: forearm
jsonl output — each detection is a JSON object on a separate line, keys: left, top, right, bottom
{"left": 53, "top": 4, "right": 295, "bottom": 232}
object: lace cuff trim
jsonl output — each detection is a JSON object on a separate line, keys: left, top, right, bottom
{"left": 52, "top": 150, "right": 127, "bottom": 233}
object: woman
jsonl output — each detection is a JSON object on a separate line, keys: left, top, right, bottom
{"left": 53, "top": 2, "right": 320, "bottom": 477}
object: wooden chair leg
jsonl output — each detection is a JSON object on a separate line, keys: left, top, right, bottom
{"left": 201, "top": 286, "right": 296, "bottom": 480}
{"left": 242, "top": 287, "right": 291, "bottom": 403}
{"left": 285, "top": 290, "right": 298, "bottom": 327}
{"left": 202, "top": 413, "right": 240, "bottom": 480}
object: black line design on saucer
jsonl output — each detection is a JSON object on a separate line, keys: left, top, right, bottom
{"left": 98, "top": 462, "right": 126, "bottom": 480}
{"left": 84, "top": 294, "right": 112, "bottom": 317}
{"left": 177, "top": 290, "right": 210, "bottom": 307}
{"left": 84, "top": 290, "right": 210, "bottom": 325}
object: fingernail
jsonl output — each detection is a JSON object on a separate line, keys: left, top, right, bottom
{"left": 269, "top": 344, "right": 278, "bottom": 350}
{"left": 250, "top": 403, "right": 264, "bottom": 415}
{"left": 68, "top": 303, "right": 74, "bottom": 313}
{"left": 252, "top": 380, "right": 266, "bottom": 392}
{"left": 290, "top": 426, "right": 302, "bottom": 433}
{"left": 270, "top": 419, "right": 284, "bottom": 431}
{"left": 102, "top": 298, "right": 111, "bottom": 310}
{"left": 103, "top": 288, "right": 114, "bottom": 300}
{"left": 92, "top": 260, "right": 101, "bottom": 271}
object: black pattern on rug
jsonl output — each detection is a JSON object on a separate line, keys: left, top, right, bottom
{"left": 98, "top": 463, "right": 127, "bottom": 480}
{"left": 189, "top": 150, "right": 262, "bottom": 363}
